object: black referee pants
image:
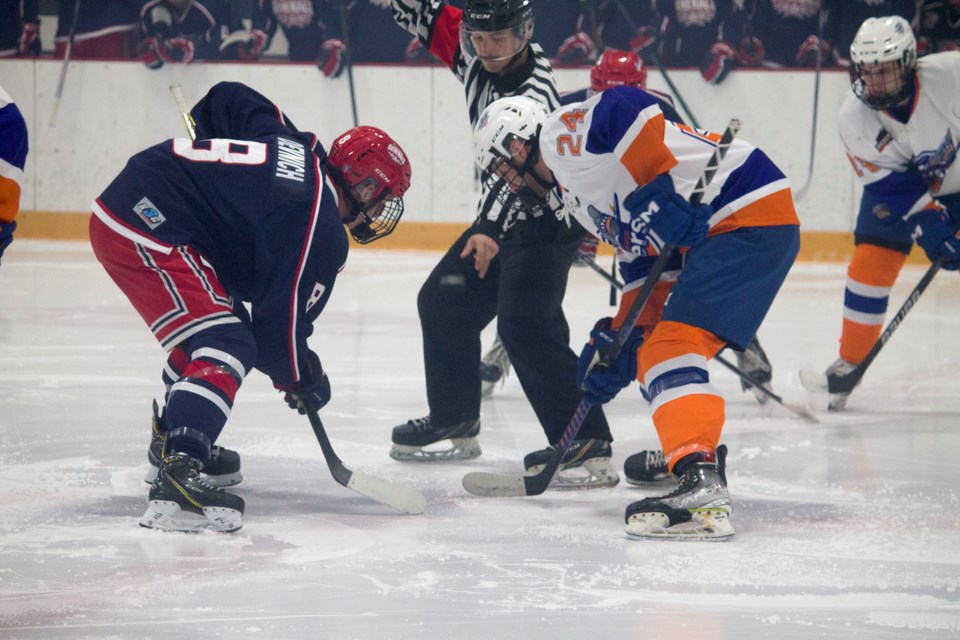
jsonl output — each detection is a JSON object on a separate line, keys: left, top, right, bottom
{"left": 416, "top": 216, "right": 612, "bottom": 445}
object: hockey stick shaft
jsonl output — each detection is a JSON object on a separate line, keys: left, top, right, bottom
{"left": 808, "top": 258, "right": 942, "bottom": 395}
{"left": 169, "top": 83, "right": 198, "bottom": 141}
{"left": 339, "top": 0, "right": 359, "bottom": 127}
{"left": 301, "top": 398, "right": 426, "bottom": 514}
{"left": 609, "top": 0, "right": 700, "bottom": 128}
{"left": 49, "top": 0, "right": 82, "bottom": 126}
{"left": 463, "top": 118, "right": 741, "bottom": 497}
{"left": 793, "top": 8, "right": 827, "bottom": 201}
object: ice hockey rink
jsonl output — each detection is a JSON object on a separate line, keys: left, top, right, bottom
{"left": 1, "top": 241, "right": 958, "bottom": 639}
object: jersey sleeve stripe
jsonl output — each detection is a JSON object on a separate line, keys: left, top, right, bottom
{"left": 91, "top": 199, "right": 175, "bottom": 254}
{"left": 427, "top": 5, "right": 462, "bottom": 69}
{"left": 617, "top": 114, "right": 677, "bottom": 186}
{"left": 0, "top": 175, "right": 22, "bottom": 223}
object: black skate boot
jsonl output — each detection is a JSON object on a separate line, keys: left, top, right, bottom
{"left": 624, "top": 445, "right": 733, "bottom": 539}
{"left": 480, "top": 335, "right": 511, "bottom": 398}
{"left": 623, "top": 449, "right": 672, "bottom": 486}
{"left": 523, "top": 439, "right": 619, "bottom": 489}
{"left": 144, "top": 400, "right": 242, "bottom": 487}
{"left": 390, "top": 415, "right": 481, "bottom": 461}
{"left": 825, "top": 358, "right": 857, "bottom": 411}
{"left": 736, "top": 337, "right": 773, "bottom": 405}
{"left": 139, "top": 451, "right": 245, "bottom": 533}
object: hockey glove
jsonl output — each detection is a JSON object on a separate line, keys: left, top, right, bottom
{"left": 557, "top": 32, "right": 597, "bottom": 64}
{"left": 737, "top": 36, "right": 765, "bottom": 65}
{"left": 795, "top": 35, "right": 832, "bottom": 67}
{"left": 19, "top": 22, "right": 41, "bottom": 56}
{"left": 238, "top": 28, "right": 269, "bottom": 60}
{"left": 700, "top": 42, "right": 737, "bottom": 85}
{"left": 623, "top": 174, "right": 712, "bottom": 254}
{"left": 274, "top": 350, "right": 332, "bottom": 414}
{"left": 156, "top": 37, "right": 195, "bottom": 64}
{"left": 576, "top": 317, "right": 644, "bottom": 405}
{"left": 317, "top": 39, "right": 347, "bottom": 78}
{"left": 911, "top": 208, "right": 960, "bottom": 270}
{"left": 0, "top": 220, "right": 16, "bottom": 265}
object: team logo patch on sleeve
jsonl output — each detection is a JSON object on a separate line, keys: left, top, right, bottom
{"left": 133, "top": 196, "right": 166, "bottom": 229}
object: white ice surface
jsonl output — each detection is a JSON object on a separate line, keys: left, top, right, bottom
{"left": 1, "top": 241, "right": 959, "bottom": 639}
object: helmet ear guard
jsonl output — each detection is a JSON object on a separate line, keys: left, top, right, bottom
{"left": 327, "top": 126, "right": 412, "bottom": 244}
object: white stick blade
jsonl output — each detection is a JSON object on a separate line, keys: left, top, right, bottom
{"left": 799, "top": 368, "right": 828, "bottom": 394}
{"left": 346, "top": 472, "right": 426, "bottom": 515}
{"left": 462, "top": 471, "right": 527, "bottom": 497}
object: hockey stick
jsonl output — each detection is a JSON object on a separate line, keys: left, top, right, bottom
{"left": 608, "top": 0, "right": 701, "bottom": 128}
{"left": 792, "top": 8, "right": 828, "bottom": 201}
{"left": 169, "top": 83, "right": 198, "bottom": 141}
{"left": 49, "top": 0, "right": 82, "bottom": 126}
{"left": 338, "top": 0, "right": 359, "bottom": 127}
{"left": 462, "top": 117, "right": 741, "bottom": 498}
{"left": 581, "top": 257, "right": 817, "bottom": 422}
{"left": 800, "top": 258, "right": 943, "bottom": 396}
{"left": 301, "top": 398, "right": 427, "bottom": 514}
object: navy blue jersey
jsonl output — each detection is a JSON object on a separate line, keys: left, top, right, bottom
{"left": 92, "top": 82, "right": 348, "bottom": 385}
{"left": 560, "top": 87, "right": 684, "bottom": 123}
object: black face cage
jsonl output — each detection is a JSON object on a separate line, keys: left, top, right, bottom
{"left": 350, "top": 195, "right": 404, "bottom": 244}
{"left": 480, "top": 166, "right": 548, "bottom": 219}
{"left": 851, "top": 56, "right": 916, "bottom": 110}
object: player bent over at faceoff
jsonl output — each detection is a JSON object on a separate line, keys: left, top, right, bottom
{"left": 90, "top": 81, "right": 411, "bottom": 532}
{"left": 473, "top": 90, "right": 800, "bottom": 538}
{"left": 813, "top": 16, "right": 960, "bottom": 411}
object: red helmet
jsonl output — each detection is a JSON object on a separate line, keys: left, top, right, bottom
{"left": 590, "top": 49, "right": 647, "bottom": 92}
{"left": 328, "top": 126, "right": 412, "bottom": 244}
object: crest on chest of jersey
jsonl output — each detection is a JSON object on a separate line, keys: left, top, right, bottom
{"left": 328, "top": 126, "right": 412, "bottom": 244}
{"left": 591, "top": 49, "right": 647, "bottom": 93}
{"left": 473, "top": 95, "right": 554, "bottom": 214}
{"left": 460, "top": 0, "right": 534, "bottom": 63}
{"left": 849, "top": 16, "right": 917, "bottom": 110}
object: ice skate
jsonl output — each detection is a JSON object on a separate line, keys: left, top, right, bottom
{"left": 523, "top": 438, "right": 619, "bottom": 489}
{"left": 140, "top": 452, "right": 245, "bottom": 533}
{"left": 825, "top": 358, "right": 857, "bottom": 411}
{"left": 480, "top": 335, "right": 511, "bottom": 397}
{"left": 390, "top": 415, "right": 481, "bottom": 461}
{"left": 623, "top": 449, "right": 673, "bottom": 486}
{"left": 624, "top": 445, "right": 733, "bottom": 540}
{"left": 144, "top": 400, "right": 242, "bottom": 487}
{"left": 736, "top": 337, "right": 773, "bottom": 405}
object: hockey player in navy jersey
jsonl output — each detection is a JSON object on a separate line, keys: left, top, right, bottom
{"left": 812, "top": 16, "right": 960, "bottom": 411}
{"left": 89, "top": 82, "right": 411, "bottom": 532}
{"left": 473, "top": 90, "right": 800, "bottom": 538}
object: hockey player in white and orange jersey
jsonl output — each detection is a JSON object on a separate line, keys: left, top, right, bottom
{"left": 0, "top": 85, "right": 27, "bottom": 267}
{"left": 816, "top": 16, "right": 960, "bottom": 411}
{"left": 473, "top": 89, "right": 800, "bottom": 538}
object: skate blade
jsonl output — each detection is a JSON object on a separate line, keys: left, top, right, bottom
{"left": 625, "top": 506, "right": 734, "bottom": 540}
{"left": 143, "top": 466, "right": 243, "bottom": 488}
{"left": 389, "top": 438, "right": 481, "bottom": 462}
{"left": 527, "top": 459, "right": 620, "bottom": 490}
{"left": 139, "top": 500, "right": 243, "bottom": 533}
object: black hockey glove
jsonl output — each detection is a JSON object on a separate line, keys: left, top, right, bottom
{"left": 274, "top": 350, "right": 331, "bottom": 414}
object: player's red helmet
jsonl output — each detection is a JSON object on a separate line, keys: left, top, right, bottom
{"left": 327, "top": 126, "right": 412, "bottom": 244}
{"left": 590, "top": 49, "right": 647, "bottom": 92}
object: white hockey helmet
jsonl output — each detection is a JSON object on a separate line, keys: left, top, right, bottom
{"left": 473, "top": 95, "right": 548, "bottom": 174}
{"left": 849, "top": 16, "right": 917, "bottom": 109}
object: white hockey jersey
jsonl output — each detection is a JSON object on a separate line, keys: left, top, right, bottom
{"left": 839, "top": 51, "right": 960, "bottom": 220}
{"left": 539, "top": 87, "right": 798, "bottom": 287}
